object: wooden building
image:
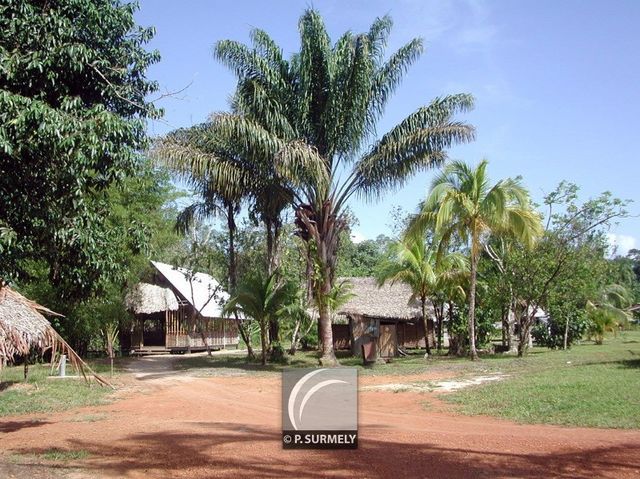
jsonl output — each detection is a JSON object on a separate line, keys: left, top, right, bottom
{"left": 124, "top": 261, "right": 240, "bottom": 354}
{"left": 331, "top": 277, "right": 435, "bottom": 359}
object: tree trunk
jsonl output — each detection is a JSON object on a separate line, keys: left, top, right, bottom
{"left": 506, "top": 309, "right": 518, "bottom": 354}
{"left": 238, "top": 321, "right": 255, "bottom": 359}
{"left": 266, "top": 220, "right": 281, "bottom": 348}
{"left": 260, "top": 321, "right": 268, "bottom": 366}
{"left": 289, "top": 317, "right": 302, "bottom": 355}
{"left": 227, "top": 203, "right": 254, "bottom": 359}
{"left": 297, "top": 201, "right": 340, "bottom": 366}
{"left": 436, "top": 303, "right": 444, "bottom": 352}
{"left": 562, "top": 315, "right": 570, "bottom": 350}
{"left": 468, "top": 237, "right": 479, "bottom": 361}
{"left": 199, "top": 328, "right": 212, "bottom": 356}
{"left": 318, "top": 300, "right": 337, "bottom": 365}
{"left": 421, "top": 297, "right": 431, "bottom": 356}
{"left": 517, "top": 313, "right": 533, "bottom": 357}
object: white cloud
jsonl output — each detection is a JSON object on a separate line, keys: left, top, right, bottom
{"left": 351, "top": 231, "right": 367, "bottom": 244}
{"left": 606, "top": 233, "right": 636, "bottom": 256}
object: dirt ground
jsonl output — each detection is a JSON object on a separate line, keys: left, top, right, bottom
{"left": 1, "top": 355, "right": 639, "bottom": 479}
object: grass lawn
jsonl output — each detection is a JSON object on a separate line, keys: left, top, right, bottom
{"left": 0, "top": 362, "right": 115, "bottom": 417}
{"left": 443, "top": 331, "right": 640, "bottom": 429}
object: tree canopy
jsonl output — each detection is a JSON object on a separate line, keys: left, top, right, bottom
{"left": 0, "top": 0, "right": 160, "bottom": 297}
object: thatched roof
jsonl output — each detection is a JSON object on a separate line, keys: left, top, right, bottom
{"left": 0, "top": 286, "right": 59, "bottom": 361}
{"left": 0, "top": 286, "right": 111, "bottom": 387}
{"left": 125, "top": 282, "right": 179, "bottom": 314}
{"left": 337, "top": 277, "right": 432, "bottom": 320}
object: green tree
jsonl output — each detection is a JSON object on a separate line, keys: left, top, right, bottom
{"left": 224, "top": 271, "right": 297, "bottom": 365}
{"left": 377, "top": 236, "right": 468, "bottom": 356}
{"left": 409, "top": 160, "right": 542, "bottom": 360}
{"left": 0, "top": 0, "right": 160, "bottom": 296}
{"left": 505, "top": 182, "right": 630, "bottom": 354}
{"left": 212, "top": 10, "right": 475, "bottom": 364}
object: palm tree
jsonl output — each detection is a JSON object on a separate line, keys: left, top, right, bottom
{"left": 153, "top": 123, "right": 293, "bottom": 357}
{"left": 586, "top": 283, "right": 633, "bottom": 344}
{"left": 212, "top": 10, "right": 475, "bottom": 365}
{"left": 377, "top": 236, "right": 468, "bottom": 356}
{"left": 409, "top": 160, "right": 542, "bottom": 360}
{"left": 223, "top": 271, "right": 297, "bottom": 365}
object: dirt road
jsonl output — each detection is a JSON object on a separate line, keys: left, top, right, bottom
{"left": 1, "top": 356, "right": 639, "bottom": 478}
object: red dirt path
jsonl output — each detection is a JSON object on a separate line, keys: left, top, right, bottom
{"left": 1, "top": 369, "right": 639, "bottom": 478}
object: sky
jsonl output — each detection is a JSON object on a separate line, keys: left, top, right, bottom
{"left": 135, "top": 0, "right": 639, "bottom": 254}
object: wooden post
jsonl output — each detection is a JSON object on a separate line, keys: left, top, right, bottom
{"left": 222, "top": 319, "right": 226, "bottom": 349}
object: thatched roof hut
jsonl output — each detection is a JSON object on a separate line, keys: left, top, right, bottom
{"left": 125, "top": 282, "right": 179, "bottom": 315}
{"left": 337, "top": 277, "right": 432, "bottom": 319}
{"left": 332, "top": 277, "right": 435, "bottom": 358}
{"left": 0, "top": 286, "right": 60, "bottom": 363}
{"left": 0, "top": 286, "right": 110, "bottom": 386}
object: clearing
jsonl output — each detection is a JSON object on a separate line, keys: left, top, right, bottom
{"left": 1, "top": 337, "right": 639, "bottom": 478}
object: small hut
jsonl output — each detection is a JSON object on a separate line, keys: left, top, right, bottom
{"left": 123, "top": 261, "right": 240, "bottom": 354}
{"left": 0, "top": 285, "right": 109, "bottom": 386}
{"left": 332, "top": 277, "right": 435, "bottom": 358}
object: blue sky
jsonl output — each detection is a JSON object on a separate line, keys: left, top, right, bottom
{"left": 136, "top": 0, "right": 639, "bottom": 253}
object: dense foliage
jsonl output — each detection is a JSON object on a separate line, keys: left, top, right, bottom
{"left": 0, "top": 0, "right": 160, "bottom": 298}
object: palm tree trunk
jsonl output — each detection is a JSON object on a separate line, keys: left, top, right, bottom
{"left": 435, "top": 303, "right": 444, "bottom": 352}
{"left": 318, "top": 295, "right": 338, "bottom": 365}
{"left": 421, "top": 297, "right": 431, "bottom": 356}
{"left": 468, "top": 235, "right": 479, "bottom": 361}
{"left": 266, "top": 220, "right": 282, "bottom": 348}
{"left": 260, "top": 323, "right": 268, "bottom": 366}
{"left": 227, "top": 203, "right": 255, "bottom": 359}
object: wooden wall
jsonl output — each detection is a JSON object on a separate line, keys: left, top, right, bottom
{"left": 166, "top": 305, "right": 239, "bottom": 348}
{"left": 345, "top": 315, "right": 436, "bottom": 358}
{"left": 332, "top": 324, "right": 351, "bottom": 350}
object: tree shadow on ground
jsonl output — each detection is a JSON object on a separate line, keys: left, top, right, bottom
{"left": 16, "top": 422, "right": 640, "bottom": 479}
{"left": 0, "top": 381, "right": 18, "bottom": 392}
{"left": 0, "top": 419, "right": 51, "bottom": 433}
{"left": 618, "top": 358, "right": 640, "bottom": 369}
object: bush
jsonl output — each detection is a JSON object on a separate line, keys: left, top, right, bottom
{"left": 269, "top": 342, "right": 287, "bottom": 364}
{"left": 300, "top": 330, "right": 319, "bottom": 350}
{"left": 532, "top": 310, "right": 589, "bottom": 349}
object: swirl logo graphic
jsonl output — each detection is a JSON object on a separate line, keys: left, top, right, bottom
{"left": 287, "top": 369, "right": 348, "bottom": 431}
{"left": 282, "top": 367, "right": 358, "bottom": 449}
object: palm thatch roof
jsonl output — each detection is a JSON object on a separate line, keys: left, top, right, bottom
{"left": 337, "top": 277, "right": 433, "bottom": 320}
{"left": 0, "top": 286, "right": 111, "bottom": 387}
{"left": 125, "top": 282, "right": 179, "bottom": 314}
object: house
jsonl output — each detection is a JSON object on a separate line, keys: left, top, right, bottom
{"left": 123, "top": 261, "right": 240, "bottom": 354}
{"left": 331, "top": 277, "right": 435, "bottom": 358}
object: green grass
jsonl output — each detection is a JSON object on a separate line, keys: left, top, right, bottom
{"left": 443, "top": 331, "right": 640, "bottom": 429}
{"left": 9, "top": 448, "right": 91, "bottom": 465}
{"left": 39, "top": 448, "right": 90, "bottom": 462}
{"left": 0, "top": 363, "right": 114, "bottom": 417}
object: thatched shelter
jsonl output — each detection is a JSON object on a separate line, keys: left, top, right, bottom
{"left": 333, "top": 277, "right": 435, "bottom": 358}
{"left": 0, "top": 285, "right": 110, "bottom": 386}
{"left": 125, "top": 282, "right": 179, "bottom": 315}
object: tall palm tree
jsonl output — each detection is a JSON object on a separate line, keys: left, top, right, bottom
{"left": 409, "top": 160, "right": 542, "bottom": 360}
{"left": 223, "top": 271, "right": 297, "bottom": 365}
{"left": 377, "top": 236, "right": 468, "bottom": 356}
{"left": 212, "top": 10, "right": 475, "bottom": 365}
{"left": 153, "top": 122, "right": 292, "bottom": 277}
